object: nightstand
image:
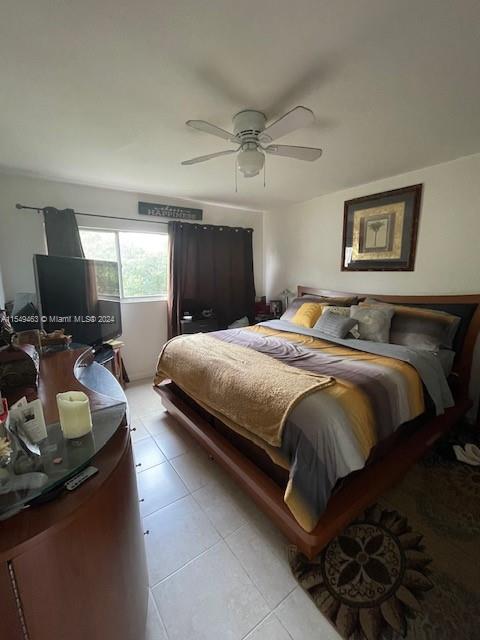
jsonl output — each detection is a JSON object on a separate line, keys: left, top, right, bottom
{"left": 254, "top": 314, "right": 279, "bottom": 323}
{"left": 180, "top": 318, "right": 219, "bottom": 334}
{"left": 105, "top": 339, "right": 128, "bottom": 388}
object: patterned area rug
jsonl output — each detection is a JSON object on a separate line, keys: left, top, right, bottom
{"left": 288, "top": 424, "right": 480, "bottom": 639}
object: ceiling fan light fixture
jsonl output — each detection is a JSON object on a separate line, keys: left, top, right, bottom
{"left": 182, "top": 106, "right": 322, "bottom": 180}
{"left": 237, "top": 147, "right": 265, "bottom": 178}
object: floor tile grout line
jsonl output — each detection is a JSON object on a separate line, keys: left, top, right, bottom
{"left": 137, "top": 457, "right": 188, "bottom": 495}
{"left": 224, "top": 528, "right": 291, "bottom": 611}
{"left": 150, "top": 434, "right": 197, "bottom": 460}
{"left": 229, "top": 536, "right": 293, "bottom": 579}
{"left": 149, "top": 534, "right": 296, "bottom": 639}
{"left": 226, "top": 516, "right": 295, "bottom": 567}
{"left": 129, "top": 387, "right": 298, "bottom": 639}
{"left": 276, "top": 616, "right": 295, "bottom": 640}
{"left": 189, "top": 486, "right": 250, "bottom": 540}
{"left": 134, "top": 433, "right": 166, "bottom": 457}
{"left": 168, "top": 449, "right": 201, "bottom": 462}
{"left": 148, "top": 587, "right": 171, "bottom": 640}
{"left": 169, "top": 577, "right": 295, "bottom": 640}
{"left": 128, "top": 386, "right": 305, "bottom": 638}
{"left": 263, "top": 585, "right": 301, "bottom": 640}
{"left": 149, "top": 538, "right": 225, "bottom": 589}
{"left": 239, "top": 593, "right": 295, "bottom": 640}
{"left": 141, "top": 489, "right": 193, "bottom": 522}
{"left": 136, "top": 459, "right": 168, "bottom": 475}
{"left": 269, "top": 585, "right": 300, "bottom": 622}
{"left": 274, "top": 585, "right": 342, "bottom": 640}
{"left": 203, "top": 538, "right": 271, "bottom": 630}
{"left": 138, "top": 460, "right": 229, "bottom": 521}
{"left": 143, "top": 493, "right": 224, "bottom": 588}
{"left": 239, "top": 610, "right": 275, "bottom": 640}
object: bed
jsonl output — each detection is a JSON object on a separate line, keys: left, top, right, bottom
{"left": 153, "top": 286, "right": 480, "bottom": 559}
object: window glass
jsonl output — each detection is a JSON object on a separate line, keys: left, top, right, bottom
{"left": 119, "top": 232, "right": 168, "bottom": 298}
{"left": 79, "top": 229, "right": 117, "bottom": 262}
{"left": 80, "top": 228, "right": 168, "bottom": 298}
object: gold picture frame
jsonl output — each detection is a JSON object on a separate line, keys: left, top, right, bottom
{"left": 342, "top": 184, "right": 422, "bottom": 271}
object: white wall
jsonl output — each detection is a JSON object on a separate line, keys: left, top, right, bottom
{"left": 0, "top": 261, "right": 5, "bottom": 308}
{"left": 264, "top": 153, "right": 480, "bottom": 298}
{"left": 264, "top": 152, "right": 480, "bottom": 418}
{"left": 0, "top": 173, "right": 263, "bottom": 380}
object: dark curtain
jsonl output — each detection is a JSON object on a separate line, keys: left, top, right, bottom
{"left": 43, "top": 207, "right": 85, "bottom": 257}
{"left": 168, "top": 222, "right": 255, "bottom": 338}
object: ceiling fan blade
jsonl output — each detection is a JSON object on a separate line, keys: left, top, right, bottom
{"left": 260, "top": 106, "right": 315, "bottom": 142}
{"left": 264, "top": 144, "right": 323, "bottom": 161}
{"left": 186, "top": 120, "right": 237, "bottom": 142}
{"left": 181, "top": 149, "right": 238, "bottom": 166}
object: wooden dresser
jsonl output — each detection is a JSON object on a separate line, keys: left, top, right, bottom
{"left": 0, "top": 348, "right": 148, "bottom": 640}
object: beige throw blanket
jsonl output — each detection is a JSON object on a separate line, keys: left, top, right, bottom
{"left": 154, "top": 333, "right": 334, "bottom": 447}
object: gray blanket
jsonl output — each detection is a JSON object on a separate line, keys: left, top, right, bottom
{"left": 261, "top": 319, "right": 454, "bottom": 414}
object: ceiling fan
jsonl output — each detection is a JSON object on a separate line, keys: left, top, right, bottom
{"left": 181, "top": 106, "right": 322, "bottom": 178}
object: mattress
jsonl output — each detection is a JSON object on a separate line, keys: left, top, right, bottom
{"left": 155, "top": 320, "right": 453, "bottom": 532}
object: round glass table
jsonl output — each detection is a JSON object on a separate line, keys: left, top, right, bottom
{"left": 0, "top": 355, "right": 127, "bottom": 520}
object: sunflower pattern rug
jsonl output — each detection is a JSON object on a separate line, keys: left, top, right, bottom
{"left": 288, "top": 425, "right": 480, "bottom": 639}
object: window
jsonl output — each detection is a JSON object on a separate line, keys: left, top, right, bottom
{"left": 118, "top": 232, "right": 168, "bottom": 298}
{"left": 80, "top": 229, "right": 168, "bottom": 299}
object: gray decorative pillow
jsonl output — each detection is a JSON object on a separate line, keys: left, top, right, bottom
{"left": 322, "top": 305, "right": 350, "bottom": 317}
{"left": 349, "top": 305, "right": 394, "bottom": 343}
{"left": 313, "top": 310, "right": 358, "bottom": 339}
{"left": 359, "top": 299, "right": 461, "bottom": 349}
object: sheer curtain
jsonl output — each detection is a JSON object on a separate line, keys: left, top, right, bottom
{"left": 167, "top": 222, "right": 255, "bottom": 338}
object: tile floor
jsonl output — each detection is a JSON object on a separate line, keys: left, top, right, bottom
{"left": 126, "top": 380, "right": 341, "bottom": 640}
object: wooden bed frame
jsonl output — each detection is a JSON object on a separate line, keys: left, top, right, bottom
{"left": 154, "top": 286, "right": 480, "bottom": 559}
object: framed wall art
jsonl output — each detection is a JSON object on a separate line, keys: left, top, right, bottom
{"left": 341, "top": 184, "right": 422, "bottom": 271}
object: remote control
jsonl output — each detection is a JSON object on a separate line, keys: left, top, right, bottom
{"left": 65, "top": 466, "right": 98, "bottom": 491}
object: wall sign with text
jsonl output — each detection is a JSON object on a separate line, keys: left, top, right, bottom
{"left": 138, "top": 201, "right": 203, "bottom": 221}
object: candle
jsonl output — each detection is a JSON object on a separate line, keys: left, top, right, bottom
{"left": 56, "top": 391, "right": 93, "bottom": 439}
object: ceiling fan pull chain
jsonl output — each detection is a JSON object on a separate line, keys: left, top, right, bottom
{"left": 263, "top": 161, "right": 266, "bottom": 188}
{"left": 235, "top": 157, "right": 238, "bottom": 193}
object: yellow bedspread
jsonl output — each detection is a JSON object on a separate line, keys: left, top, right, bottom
{"left": 154, "top": 332, "right": 334, "bottom": 446}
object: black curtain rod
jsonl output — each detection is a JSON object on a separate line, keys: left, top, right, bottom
{"left": 15, "top": 203, "right": 168, "bottom": 226}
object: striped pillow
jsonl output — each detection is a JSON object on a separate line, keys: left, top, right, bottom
{"left": 360, "top": 299, "right": 461, "bottom": 349}
{"left": 314, "top": 309, "right": 358, "bottom": 338}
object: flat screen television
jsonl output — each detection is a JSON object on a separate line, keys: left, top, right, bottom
{"left": 34, "top": 254, "right": 122, "bottom": 346}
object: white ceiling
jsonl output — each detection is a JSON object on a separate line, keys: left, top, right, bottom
{"left": 1, "top": 0, "right": 479, "bottom": 210}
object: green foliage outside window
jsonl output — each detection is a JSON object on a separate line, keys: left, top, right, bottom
{"left": 119, "top": 232, "right": 168, "bottom": 297}
{"left": 79, "top": 228, "right": 168, "bottom": 298}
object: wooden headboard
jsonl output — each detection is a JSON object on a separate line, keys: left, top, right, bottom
{"left": 297, "top": 285, "right": 480, "bottom": 394}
